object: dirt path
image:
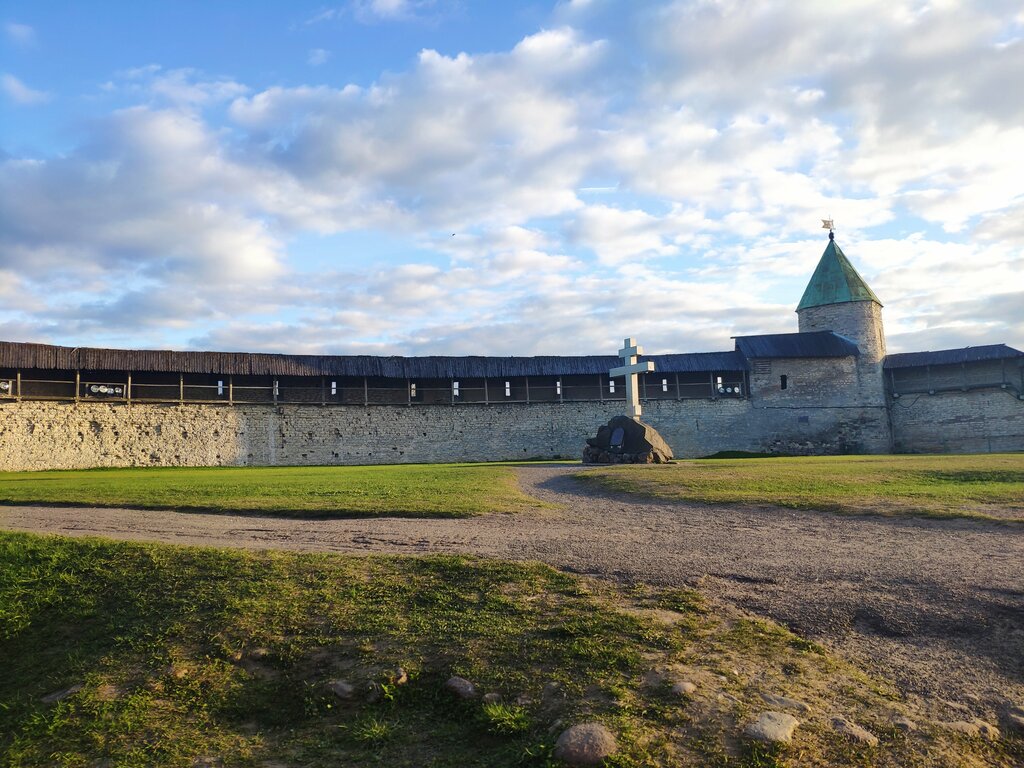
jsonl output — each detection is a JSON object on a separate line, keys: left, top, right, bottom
{"left": 2, "top": 464, "right": 1022, "bottom": 718}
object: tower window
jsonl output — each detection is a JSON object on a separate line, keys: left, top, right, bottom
{"left": 780, "top": 375, "right": 788, "bottom": 390}
{"left": 505, "top": 381, "right": 511, "bottom": 397}
{"left": 331, "top": 380, "right": 337, "bottom": 395}
{"left": 662, "top": 378, "right": 669, "bottom": 392}
{"left": 452, "top": 381, "right": 460, "bottom": 397}
{"left": 410, "top": 382, "right": 417, "bottom": 398}
{"left": 609, "top": 380, "right": 616, "bottom": 393}
{"left": 217, "top": 380, "right": 224, "bottom": 396}
{"left": 556, "top": 380, "right": 562, "bottom": 395}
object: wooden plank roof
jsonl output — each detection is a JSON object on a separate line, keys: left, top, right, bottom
{"left": 732, "top": 331, "right": 860, "bottom": 359}
{"left": 884, "top": 344, "right": 1023, "bottom": 370}
{"left": 0, "top": 341, "right": 748, "bottom": 377}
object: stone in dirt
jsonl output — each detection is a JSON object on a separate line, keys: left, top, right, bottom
{"left": 482, "top": 692, "right": 503, "bottom": 705}
{"left": 553, "top": 722, "right": 618, "bottom": 766}
{"left": 582, "top": 415, "right": 674, "bottom": 464}
{"left": 940, "top": 720, "right": 1001, "bottom": 740}
{"left": 892, "top": 716, "right": 917, "bottom": 732}
{"left": 41, "top": 684, "right": 83, "bottom": 704}
{"left": 444, "top": 675, "right": 476, "bottom": 700}
{"left": 762, "top": 693, "right": 811, "bottom": 713}
{"left": 743, "top": 711, "right": 800, "bottom": 744}
{"left": 328, "top": 680, "right": 355, "bottom": 700}
{"left": 831, "top": 716, "right": 879, "bottom": 746}
{"left": 672, "top": 681, "right": 697, "bottom": 696}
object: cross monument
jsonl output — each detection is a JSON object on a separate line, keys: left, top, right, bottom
{"left": 610, "top": 337, "right": 654, "bottom": 421}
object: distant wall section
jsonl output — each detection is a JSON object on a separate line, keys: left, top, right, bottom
{"left": 890, "top": 388, "right": 1024, "bottom": 453}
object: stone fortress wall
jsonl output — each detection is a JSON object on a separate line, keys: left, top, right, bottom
{"left": 0, "top": 392, "right": 901, "bottom": 472}
{"left": 0, "top": 357, "right": 1019, "bottom": 472}
{"left": 889, "top": 389, "right": 1024, "bottom": 454}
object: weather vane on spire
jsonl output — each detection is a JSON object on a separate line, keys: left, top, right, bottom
{"left": 822, "top": 217, "right": 835, "bottom": 240}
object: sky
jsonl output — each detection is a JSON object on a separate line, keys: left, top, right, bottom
{"left": 1, "top": 0, "right": 1022, "bottom": 358}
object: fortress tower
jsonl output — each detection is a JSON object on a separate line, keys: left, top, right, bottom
{"left": 796, "top": 231, "right": 887, "bottom": 407}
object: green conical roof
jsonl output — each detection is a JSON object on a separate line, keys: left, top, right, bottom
{"left": 797, "top": 236, "right": 882, "bottom": 310}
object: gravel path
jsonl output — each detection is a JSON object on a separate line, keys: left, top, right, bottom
{"left": 3, "top": 464, "right": 1022, "bottom": 715}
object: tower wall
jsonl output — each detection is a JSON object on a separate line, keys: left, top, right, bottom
{"left": 797, "top": 301, "right": 888, "bottom": 412}
{"left": 797, "top": 301, "right": 886, "bottom": 362}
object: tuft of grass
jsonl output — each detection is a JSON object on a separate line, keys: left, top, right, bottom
{"left": 350, "top": 714, "right": 392, "bottom": 744}
{"left": 0, "top": 462, "right": 546, "bottom": 518}
{"left": 578, "top": 453, "right": 1024, "bottom": 522}
{"left": 481, "top": 702, "right": 531, "bottom": 734}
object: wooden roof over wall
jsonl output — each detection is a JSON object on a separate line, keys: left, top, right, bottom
{"left": 0, "top": 341, "right": 749, "bottom": 377}
{"left": 884, "top": 344, "right": 1023, "bottom": 370}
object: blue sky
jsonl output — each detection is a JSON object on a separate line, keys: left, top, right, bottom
{"left": 2, "top": 0, "right": 1022, "bottom": 357}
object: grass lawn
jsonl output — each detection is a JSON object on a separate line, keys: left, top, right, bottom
{"left": 0, "top": 463, "right": 547, "bottom": 518}
{"left": 578, "top": 454, "right": 1024, "bottom": 522}
{"left": 3, "top": 532, "right": 1016, "bottom": 767}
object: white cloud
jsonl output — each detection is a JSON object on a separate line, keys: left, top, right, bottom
{"left": 625, "top": 0, "right": 1024, "bottom": 236}
{"left": 568, "top": 205, "right": 677, "bottom": 264}
{"left": 112, "top": 66, "right": 249, "bottom": 109}
{"left": 1, "top": 73, "right": 50, "bottom": 105}
{"left": 227, "top": 27, "right": 606, "bottom": 232}
{"left": 307, "top": 48, "right": 331, "bottom": 66}
{"left": 0, "top": 107, "right": 287, "bottom": 345}
{"left": 352, "top": 0, "right": 428, "bottom": 22}
{"left": 5, "top": 21, "right": 34, "bottom": 45}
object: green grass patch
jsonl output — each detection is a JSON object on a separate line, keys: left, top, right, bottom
{"left": 579, "top": 454, "right": 1024, "bottom": 522}
{"left": 2, "top": 532, "right": 1017, "bottom": 767}
{"left": 0, "top": 463, "right": 545, "bottom": 518}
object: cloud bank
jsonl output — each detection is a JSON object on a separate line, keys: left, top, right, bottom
{"left": 1, "top": 1, "right": 1021, "bottom": 356}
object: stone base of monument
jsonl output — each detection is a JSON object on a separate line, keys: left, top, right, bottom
{"left": 583, "top": 414, "right": 674, "bottom": 464}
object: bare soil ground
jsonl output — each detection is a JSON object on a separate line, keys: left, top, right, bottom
{"left": 3, "top": 464, "right": 1021, "bottom": 728}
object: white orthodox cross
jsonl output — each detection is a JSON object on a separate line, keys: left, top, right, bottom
{"left": 610, "top": 337, "right": 654, "bottom": 421}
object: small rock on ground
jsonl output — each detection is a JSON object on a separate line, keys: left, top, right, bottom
{"left": 482, "top": 692, "right": 503, "bottom": 705}
{"left": 444, "top": 676, "right": 476, "bottom": 700}
{"left": 328, "top": 680, "right": 355, "bottom": 700}
{"left": 553, "top": 722, "right": 618, "bottom": 766}
{"left": 672, "top": 681, "right": 697, "bottom": 696}
{"left": 41, "top": 684, "right": 83, "bottom": 704}
{"left": 940, "top": 720, "right": 1001, "bottom": 740}
{"left": 831, "top": 717, "right": 879, "bottom": 747}
{"left": 892, "top": 716, "right": 917, "bottom": 732}
{"left": 762, "top": 693, "right": 811, "bottom": 713}
{"left": 743, "top": 712, "right": 800, "bottom": 744}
